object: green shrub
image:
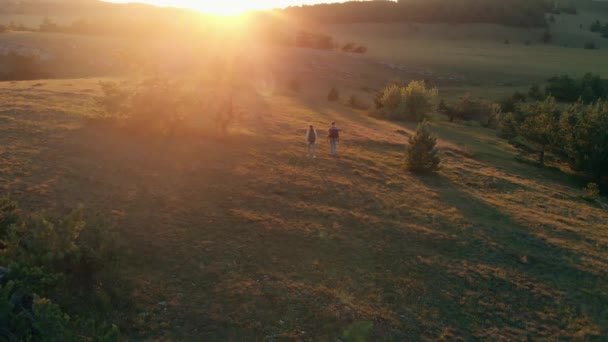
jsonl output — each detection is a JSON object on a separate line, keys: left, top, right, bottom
{"left": 582, "top": 182, "right": 600, "bottom": 201}
{"left": 440, "top": 93, "right": 500, "bottom": 127}
{"left": 0, "top": 196, "right": 120, "bottom": 341}
{"left": 405, "top": 121, "right": 440, "bottom": 174}
{"left": 584, "top": 42, "right": 597, "bottom": 50}
{"left": 374, "top": 81, "right": 438, "bottom": 122}
{"left": 517, "top": 96, "right": 561, "bottom": 166}
{"left": 328, "top": 87, "right": 340, "bottom": 102}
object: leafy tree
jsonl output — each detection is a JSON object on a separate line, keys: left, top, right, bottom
{"left": 405, "top": 121, "right": 440, "bottom": 174}
{"left": 545, "top": 75, "right": 579, "bottom": 102}
{"left": 517, "top": 97, "right": 561, "bottom": 165}
{"left": 375, "top": 81, "right": 437, "bottom": 121}
{"left": 560, "top": 100, "right": 608, "bottom": 181}
{"left": 528, "top": 84, "right": 546, "bottom": 101}
{"left": 440, "top": 93, "right": 499, "bottom": 126}
{"left": 401, "top": 80, "right": 438, "bottom": 122}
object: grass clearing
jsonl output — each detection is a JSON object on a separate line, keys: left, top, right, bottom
{"left": 1, "top": 75, "right": 606, "bottom": 340}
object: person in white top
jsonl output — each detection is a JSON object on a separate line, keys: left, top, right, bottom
{"left": 305, "top": 124, "right": 318, "bottom": 158}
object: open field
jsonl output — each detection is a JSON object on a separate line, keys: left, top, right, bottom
{"left": 2, "top": 2, "right": 608, "bottom": 339}
{"left": 1, "top": 75, "right": 607, "bottom": 340}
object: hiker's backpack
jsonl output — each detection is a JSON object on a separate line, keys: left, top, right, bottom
{"left": 329, "top": 127, "right": 339, "bottom": 139}
{"left": 308, "top": 129, "right": 316, "bottom": 143}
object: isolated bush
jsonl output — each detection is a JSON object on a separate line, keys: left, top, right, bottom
{"left": 353, "top": 45, "right": 368, "bottom": 54}
{"left": 342, "top": 43, "right": 355, "bottom": 52}
{"left": 374, "top": 81, "right": 438, "bottom": 122}
{"left": 296, "top": 31, "right": 334, "bottom": 50}
{"left": 582, "top": 182, "right": 600, "bottom": 201}
{"left": 328, "top": 87, "right": 340, "bottom": 102}
{"left": 405, "top": 121, "right": 440, "bottom": 174}
{"left": 503, "top": 39, "right": 510, "bottom": 44}
{"left": 584, "top": 42, "right": 597, "bottom": 50}
{"left": 524, "top": 40, "right": 532, "bottom": 46}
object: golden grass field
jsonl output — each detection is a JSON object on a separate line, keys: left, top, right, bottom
{"left": 1, "top": 4, "right": 608, "bottom": 340}
{"left": 1, "top": 69, "right": 607, "bottom": 339}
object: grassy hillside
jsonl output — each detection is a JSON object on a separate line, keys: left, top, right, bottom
{"left": 1, "top": 76, "right": 606, "bottom": 340}
{"left": 327, "top": 9, "right": 608, "bottom": 87}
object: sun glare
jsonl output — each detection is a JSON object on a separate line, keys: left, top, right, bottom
{"left": 160, "top": 1, "right": 256, "bottom": 15}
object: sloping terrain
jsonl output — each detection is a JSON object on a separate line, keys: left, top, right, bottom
{"left": 1, "top": 77, "right": 606, "bottom": 340}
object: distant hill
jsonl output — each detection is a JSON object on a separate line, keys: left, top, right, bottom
{"left": 283, "top": 0, "right": 551, "bottom": 27}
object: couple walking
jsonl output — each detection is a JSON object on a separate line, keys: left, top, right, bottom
{"left": 305, "top": 122, "right": 341, "bottom": 158}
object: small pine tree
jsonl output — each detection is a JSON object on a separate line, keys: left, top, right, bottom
{"left": 405, "top": 121, "right": 440, "bottom": 174}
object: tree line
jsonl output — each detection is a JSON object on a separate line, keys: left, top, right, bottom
{"left": 283, "top": 0, "right": 553, "bottom": 27}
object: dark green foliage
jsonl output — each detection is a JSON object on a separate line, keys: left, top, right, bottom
{"left": 499, "top": 91, "right": 527, "bottom": 113}
{"left": 588, "top": 19, "right": 608, "bottom": 39}
{"left": 328, "top": 87, "right": 340, "bottom": 102}
{"left": 584, "top": 42, "right": 597, "bottom": 50}
{"left": 498, "top": 96, "right": 608, "bottom": 182}
{"left": 440, "top": 93, "right": 500, "bottom": 126}
{"left": 517, "top": 97, "right": 561, "bottom": 165}
{"left": 548, "top": 15, "right": 555, "bottom": 23}
{"left": 528, "top": 84, "right": 545, "bottom": 101}
{"left": 284, "top": 0, "right": 550, "bottom": 27}
{"left": 504, "top": 39, "right": 510, "bottom": 44}
{"left": 0, "top": 197, "right": 120, "bottom": 341}
{"left": 559, "top": 100, "right": 608, "bottom": 181}
{"left": 545, "top": 73, "right": 608, "bottom": 103}
{"left": 405, "top": 121, "right": 440, "bottom": 174}
{"left": 540, "top": 29, "right": 553, "bottom": 43}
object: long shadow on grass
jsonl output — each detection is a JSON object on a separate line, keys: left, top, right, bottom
{"left": 414, "top": 173, "right": 607, "bottom": 338}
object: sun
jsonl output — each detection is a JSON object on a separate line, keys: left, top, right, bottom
{"left": 178, "top": 1, "right": 255, "bottom": 15}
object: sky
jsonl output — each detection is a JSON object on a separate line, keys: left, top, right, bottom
{"left": 107, "top": 1, "right": 350, "bottom": 14}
